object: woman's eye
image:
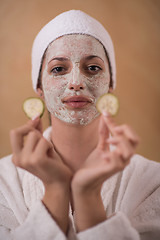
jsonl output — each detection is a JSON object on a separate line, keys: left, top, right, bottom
{"left": 51, "top": 67, "right": 65, "bottom": 75}
{"left": 87, "top": 65, "right": 102, "bottom": 73}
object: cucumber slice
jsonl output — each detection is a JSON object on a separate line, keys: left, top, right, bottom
{"left": 23, "top": 97, "right": 45, "bottom": 119}
{"left": 96, "top": 93, "right": 119, "bottom": 116}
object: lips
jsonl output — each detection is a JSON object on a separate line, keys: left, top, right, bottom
{"left": 62, "top": 96, "right": 93, "bottom": 109}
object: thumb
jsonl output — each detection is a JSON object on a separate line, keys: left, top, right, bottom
{"left": 28, "top": 115, "right": 43, "bottom": 133}
{"left": 97, "top": 115, "right": 109, "bottom": 151}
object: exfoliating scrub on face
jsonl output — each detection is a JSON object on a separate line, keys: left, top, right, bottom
{"left": 41, "top": 34, "right": 110, "bottom": 125}
{"left": 23, "top": 97, "right": 45, "bottom": 119}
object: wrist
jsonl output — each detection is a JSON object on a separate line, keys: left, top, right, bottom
{"left": 72, "top": 187, "right": 102, "bottom": 206}
{"left": 72, "top": 188, "right": 106, "bottom": 232}
{"left": 43, "top": 182, "right": 71, "bottom": 213}
{"left": 71, "top": 177, "right": 102, "bottom": 196}
{"left": 42, "top": 183, "right": 70, "bottom": 234}
{"left": 44, "top": 181, "right": 70, "bottom": 193}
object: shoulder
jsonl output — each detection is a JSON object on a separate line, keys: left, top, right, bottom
{"left": 0, "top": 154, "right": 15, "bottom": 172}
{"left": 0, "top": 154, "right": 23, "bottom": 174}
{"left": 0, "top": 154, "right": 25, "bottom": 191}
{"left": 130, "top": 153, "right": 160, "bottom": 167}
{"left": 118, "top": 154, "right": 160, "bottom": 211}
{"left": 122, "top": 154, "right": 160, "bottom": 191}
{"left": 126, "top": 154, "right": 160, "bottom": 181}
{"left": 126, "top": 156, "right": 160, "bottom": 237}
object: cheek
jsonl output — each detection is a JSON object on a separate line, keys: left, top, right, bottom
{"left": 87, "top": 73, "right": 110, "bottom": 98}
{"left": 42, "top": 77, "right": 66, "bottom": 114}
{"left": 42, "top": 73, "right": 67, "bottom": 99}
{"left": 42, "top": 63, "right": 67, "bottom": 91}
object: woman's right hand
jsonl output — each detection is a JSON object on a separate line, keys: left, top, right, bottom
{"left": 10, "top": 117, "right": 72, "bottom": 234}
{"left": 10, "top": 116, "right": 72, "bottom": 187}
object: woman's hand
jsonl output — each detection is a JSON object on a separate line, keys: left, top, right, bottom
{"left": 72, "top": 113, "right": 140, "bottom": 192}
{"left": 10, "top": 117, "right": 72, "bottom": 186}
{"left": 10, "top": 117, "right": 72, "bottom": 234}
{"left": 71, "top": 113, "right": 140, "bottom": 232}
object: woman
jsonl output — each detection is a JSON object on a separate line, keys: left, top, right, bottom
{"left": 0, "top": 10, "right": 160, "bottom": 240}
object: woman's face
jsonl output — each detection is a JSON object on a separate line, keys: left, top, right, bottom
{"left": 41, "top": 34, "right": 110, "bottom": 125}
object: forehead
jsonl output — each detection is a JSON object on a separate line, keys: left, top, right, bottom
{"left": 45, "top": 34, "right": 106, "bottom": 60}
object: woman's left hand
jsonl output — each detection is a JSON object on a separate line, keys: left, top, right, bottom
{"left": 71, "top": 113, "right": 140, "bottom": 232}
{"left": 72, "top": 112, "right": 140, "bottom": 194}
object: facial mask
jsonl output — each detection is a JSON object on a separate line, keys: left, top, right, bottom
{"left": 41, "top": 34, "right": 110, "bottom": 125}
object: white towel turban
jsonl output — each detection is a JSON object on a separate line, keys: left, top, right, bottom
{"left": 31, "top": 10, "right": 116, "bottom": 91}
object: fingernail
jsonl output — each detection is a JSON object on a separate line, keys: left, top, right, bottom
{"left": 32, "top": 113, "right": 40, "bottom": 121}
{"left": 102, "top": 111, "right": 109, "bottom": 117}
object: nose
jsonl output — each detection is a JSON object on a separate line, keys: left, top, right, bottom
{"left": 69, "top": 82, "right": 84, "bottom": 91}
{"left": 68, "top": 64, "right": 85, "bottom": 91}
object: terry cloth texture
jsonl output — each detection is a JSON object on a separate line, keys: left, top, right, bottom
{"left": 31, "top": 10, "right": 116, "bottom": 91}
{"left": 0, "top": 127, "right": 160, "bottom": 239}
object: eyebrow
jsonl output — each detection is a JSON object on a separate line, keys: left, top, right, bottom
{"left": 84, "top": 55, "right": 104, "bottom": 62}
{"left": 48, "top": 55, "right": 104, "bottom": 64}
{"left": 49, "top": 57, "right": 69, "bottom": 63}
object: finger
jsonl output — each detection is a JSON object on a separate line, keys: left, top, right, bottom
{"left": 34, "top": 137, "right": 53, "bottom": 158}
{"left": 102, "top": 112, "right": 118, "bottom": 135}
{"left": 112, "top": 149, "right": 131, "bottom": 168}
{"left": 10, "top": 117, "right": 40, "bottom": 154}
{"left": 23, "top": 130, "right": 42, "bottom": 154}
{"left": 107, "top": 136, "right": 135, "bottom": 160}
{"left": 109, "top": 150, "right": 130, "bottom": 169}
{"left": 114, "top": 124, "right": 140, "bottom": 146}
{"left": 29, "top": 115, "right": 43, "bottom": 133}
{"left": 101, "top": 151, "right": 124, "bottom": 176}
{"left": 27, "top": 116, "right": 42, "bottom": 129}
{"left": 97, "top": 115, "right": 109, "bottom": 151}
{"left": 34, "top": 118, "right": 43, "bottom": 133}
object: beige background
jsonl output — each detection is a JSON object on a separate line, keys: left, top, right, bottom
{"left": 0, "top": 0, "right": 160, "bottom": 162}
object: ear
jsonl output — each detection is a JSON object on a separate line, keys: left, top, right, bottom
{"left": 37, "top": 88, "right": 44, "bottom": 100}
{"left": 108, "top": 86, "right": 113, "bottom": 93}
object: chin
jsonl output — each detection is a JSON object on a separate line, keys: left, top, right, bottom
{"left": 55, "top": 112, "right": 100, "bottom": 126}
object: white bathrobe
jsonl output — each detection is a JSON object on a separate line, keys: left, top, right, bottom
{"left": 0, "top": 127, "right": 160, "bottom": 240}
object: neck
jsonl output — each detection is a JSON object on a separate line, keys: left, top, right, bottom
{"left": 51, "top": 116, "right": 100, "bottom": 172}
